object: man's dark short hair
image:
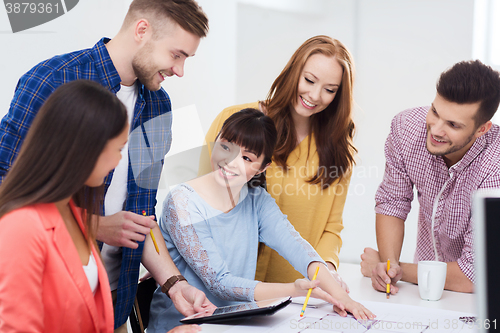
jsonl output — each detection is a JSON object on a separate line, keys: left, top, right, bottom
{"left": 437, "top": 60, "right": 500, "bottom": 126}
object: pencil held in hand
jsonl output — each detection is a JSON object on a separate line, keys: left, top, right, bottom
{"left": 300, "top": 266, "right": 320, "bottom": 317}
{"left": 143, "top": 210, "right": 160, "bottom": 254}
{"left": 386, "top": 259, "right": 390, "bottom": 299}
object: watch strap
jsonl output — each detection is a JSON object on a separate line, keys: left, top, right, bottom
{"left": 161, "top": 275, "right": 187, "bottom": 298}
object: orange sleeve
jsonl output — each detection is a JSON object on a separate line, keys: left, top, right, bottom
{"left": 0, "top": 210, "right": 46, "bottom": 332}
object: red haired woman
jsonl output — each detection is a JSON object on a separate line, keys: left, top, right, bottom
{"left": 200, "top": 36, "right": 356, "bottom": 289}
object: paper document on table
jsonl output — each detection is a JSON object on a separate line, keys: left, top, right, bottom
{"left": 220, "top": 300, "right": 477, "bottom": 332}
{"left": 291, "top": 297, "right": 329, "bottom": 308}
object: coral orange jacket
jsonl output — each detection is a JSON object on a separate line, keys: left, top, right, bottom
{"left": 0, "top": 201, "right": 114, "bottom": 333}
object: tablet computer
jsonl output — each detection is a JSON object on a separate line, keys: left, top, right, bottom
{"left": 180, "top": 296, "right": 292, "bottom": 325}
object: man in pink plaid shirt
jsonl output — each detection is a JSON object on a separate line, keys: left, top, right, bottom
{"left": 360, "top": 60, "right": 500, "bottom": 294}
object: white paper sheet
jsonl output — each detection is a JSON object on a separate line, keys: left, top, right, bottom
{"left": 220, "top": 300, "right": 478, "bottom": 333}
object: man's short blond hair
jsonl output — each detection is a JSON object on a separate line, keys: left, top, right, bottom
{"left": 123, "top": 0, "right": 208, "bottom": 39}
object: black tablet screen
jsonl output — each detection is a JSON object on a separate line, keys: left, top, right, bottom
{"left": 180, "top": 296, "right": 292, "bottom": 325}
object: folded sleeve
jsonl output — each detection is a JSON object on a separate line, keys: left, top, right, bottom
{"left": 457, "top": 216, "right": 475, "bottom": 283}
{"left": 375, "top": 114, "right": 414, "bottom": 220}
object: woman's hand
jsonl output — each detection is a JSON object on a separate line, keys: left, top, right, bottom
{"left": 333, "top": 298, "right": 375, "bottom": 321}
{"left": 293, "top": 278, "right": 344, "bottom": 311}
{"left": 309, "top": 263, "right": 374, "bottom": 321}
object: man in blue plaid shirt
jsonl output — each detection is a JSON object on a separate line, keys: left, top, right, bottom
{"left": 0, "top": 0, "right": 213, "bottom": 331}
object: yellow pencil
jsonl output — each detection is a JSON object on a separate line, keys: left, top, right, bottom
{"left": 386, "top": 259, "right": 390, "bottom": 299}
{"left": 300, "top": 266, "right": 320, "bottom": 317}
{"left": 143, "top": 210, "right": 159, "bottom": 254}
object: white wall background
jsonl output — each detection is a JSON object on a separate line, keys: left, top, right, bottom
{"left": 0, "top": 0, "right": 494, "bottom": 265}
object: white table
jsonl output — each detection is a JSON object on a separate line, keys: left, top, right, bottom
{"left": 199, "top": 263, "right": 475, "bottom": 332}
{"left": 336, "top": 263, "right": 475, "bottom": 314}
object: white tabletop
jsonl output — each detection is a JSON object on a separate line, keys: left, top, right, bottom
{"left": 336, "top": 262, "right": 475, "bottom": 314}
{"left": 199, "top": 263, "right": 476, "bottom": 332}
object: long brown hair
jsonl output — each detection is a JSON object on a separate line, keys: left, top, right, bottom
{"left": 263, "top": 35, "right": 356, "bottom": 188}
{"left": 0, "top": 80, "right": 128, "bottom": 242}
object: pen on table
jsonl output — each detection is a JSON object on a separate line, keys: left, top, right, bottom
{"left": 300, "top": 265, "right": 320, "bottom": 317}
{"left": 386, "top": 259, "right": 390, "bottom": 299}
{"left": 143, "top": 210, "right": 160, "bottom": 254}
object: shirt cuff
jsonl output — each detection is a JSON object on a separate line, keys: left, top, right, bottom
{"left": 457, "top": 257, "right": 475, "bottom": 284}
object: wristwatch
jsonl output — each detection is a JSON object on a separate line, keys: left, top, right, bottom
{"left": 161, "top": 275, "right": 187, "bottom": 298}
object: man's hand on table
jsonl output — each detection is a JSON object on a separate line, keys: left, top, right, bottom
{"left": 360, "top": 247, "right": 402, "bottom": 294}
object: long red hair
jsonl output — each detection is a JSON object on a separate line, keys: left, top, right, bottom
{"left": 263, "top": 35, "right": 356, "bottom": 188}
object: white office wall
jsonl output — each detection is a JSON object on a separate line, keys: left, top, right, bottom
{"left": 0, "top": 0, "right": 481, "bottom": 265}
{"left": 344, "top": 0, "right": 475, "bottom": 264}
{"left": 0, "top": 0, "right": 129, "bottom": 113}
{"left": 235, "top": 0, "right": 358, "bottom": 103}
{"left": 227, "top": 0, "right": 475, "bottom": 264}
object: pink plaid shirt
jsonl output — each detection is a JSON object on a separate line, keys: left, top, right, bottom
{"left": 375, "top": 106, "right": 500, "bottom": 283}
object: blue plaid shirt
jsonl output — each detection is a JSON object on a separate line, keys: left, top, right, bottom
{"left": 0, "top": 38, "right": 172, "bottom": 328}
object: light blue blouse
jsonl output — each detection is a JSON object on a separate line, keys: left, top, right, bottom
{"left": 147, "top": 184, "right": 324, "bottom": 332}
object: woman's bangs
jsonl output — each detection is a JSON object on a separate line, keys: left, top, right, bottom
{"left": 219, "top": 118, "right": 265, "bottom": 158}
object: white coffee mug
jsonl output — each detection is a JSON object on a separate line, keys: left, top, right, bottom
{"left": 418, "top": 261, "right": 447, "bottom": 301}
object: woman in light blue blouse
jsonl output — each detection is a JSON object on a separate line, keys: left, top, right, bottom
{"left": 148, "top": 108, "right": 374, "bottom": 332}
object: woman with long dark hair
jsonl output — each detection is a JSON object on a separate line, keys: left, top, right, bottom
{"left": 200, "top": 36, "right": 356, "bottom": 288}
{"left": 149, "top": 109, "right": 373, "bottom": 332}
{"left": 0, "top": 80, "right": 127, "bottom": 332}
